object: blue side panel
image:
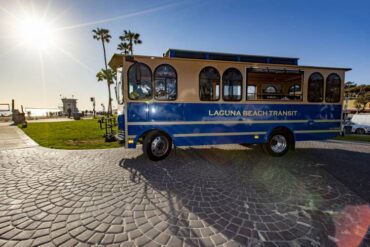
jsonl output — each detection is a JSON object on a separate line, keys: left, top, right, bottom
{"left": 295, "top": 133, "right": 339, "bottom": 141}
{"left": 128, "top": 103, "right": 341, "bottom": 122}
{"left": 127, "top": 102, "right": 149, "bottom": 121}
{"left": 126, "top": 102, "right": 342, "bottom": 148}
{"left": 175, "top": 135, "right": 266, "bottom": 146}
{"left": 117, "top": 114, "right": 124, "bottom": 131}
{"left": 128, "top": 122, "right": 341, "bottom": 135}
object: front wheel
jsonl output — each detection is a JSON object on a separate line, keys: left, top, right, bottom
{"left": 143, "top": 131, "right": 172, "bottom": 161}
{"left": 263, "top": 132, "right": 290, "bottom": 157}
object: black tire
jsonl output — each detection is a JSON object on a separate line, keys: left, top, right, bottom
{"left": 355, "top": 128, "right": 365, "bottom": 135}
{"left": 263, "top": 131, "right": 290, "bottom": 157}
{"left": 143, "top": 131, "right": 172, "bottom": 161}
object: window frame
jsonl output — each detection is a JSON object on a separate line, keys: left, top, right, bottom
{"left": 246, "top": 68, "right": 303, "bottom": 101}
{"left": 199, "top": 66, "right": 221, "bottom": 101}
{"left": 325, "top": 73, "right": 341, "bottom": 103}
{"left": 153, "top": 64, "right": 178, "bottom": 101}
{"left": 222, "top": 68, "right": 243, "bottom": 102}
{"left": 307, "top": 72, "right": 324, "bottom": 103}
{"left": 127, "top": 62, "right": 153, "bottom": 101}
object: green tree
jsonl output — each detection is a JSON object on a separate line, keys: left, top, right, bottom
{"left": 96, "top": 69, "right": 116, "bottom": 87}
{"left": 96, "top": 69, "right": 116, "bottom": 115}
{"left": 355, "top": 92, "right": 370, "bottom": 112}
{"left": 117, "top": 42, "right": 130, "bottom": 55}
{"left": 92, "top": 28, "right": 113, "bottom": 114}
{"left": 345, "top": 81, "right": 356, "bottom": 90}
{"left": 119, "top": 30, "right": 142, "bottom": 55}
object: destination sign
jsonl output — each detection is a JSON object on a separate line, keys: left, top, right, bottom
{"left": 209, "top": 110, "right": 298, "bottom": 117}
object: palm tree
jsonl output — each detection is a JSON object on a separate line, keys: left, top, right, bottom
{"left": 119, "top": 30, "right": 142, "bottom": 55}
{"left": 117, "top": 42, "right": 130, "bottom": 55}
{"left": 96, "top": 68, "right": 116, "bottom": 85}
{"left": 92, "top": 28, "right": 111, "bottom": 69}
{"left": 96, "top": 69, "right": 116, "bottom": 112}
{"left": 92, "top": 28, "right": 112, "bottom": 114}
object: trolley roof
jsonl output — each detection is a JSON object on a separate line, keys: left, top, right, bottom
{"left": 109, "top": 49, "right": 351, "bottom": 71}
{"left": 165, "top": 49, "right": 299, "bottom": 66}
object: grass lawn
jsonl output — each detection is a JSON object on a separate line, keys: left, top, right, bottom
{"left": 20, "top": 119, "right": 121, "bottom": 149}
{"left": 21, "top": 119, "right": 370, "bottom": 149}
{"left": 334, "top": 134, "right": 370, "bottom": 143}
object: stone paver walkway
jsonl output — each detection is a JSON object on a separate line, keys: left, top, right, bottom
{"left": 0, "top": 126, "right": 369, "bottom": 246}
{"left": 0, "top": 124, "right": 37, "bottom": 150}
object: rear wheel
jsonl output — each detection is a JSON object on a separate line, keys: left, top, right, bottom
{"left": 143, "top": 131, "right": 172, "bottom": 161}
{"left": 264, "top": 131, "right": 290, "bottom": 157}
{"left": 355, "top": 128, "right": 365, "bottom": 135}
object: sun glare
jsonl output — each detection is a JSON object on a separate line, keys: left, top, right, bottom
{"left": 16, "top": 17, "right": 57, "bottom": 51}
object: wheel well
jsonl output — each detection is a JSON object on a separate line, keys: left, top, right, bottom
{"left": 269, "top": 126, "right": 295, "bottom": 150}
{"left": 138, "top": 129, "right": 172, "bottom": 143}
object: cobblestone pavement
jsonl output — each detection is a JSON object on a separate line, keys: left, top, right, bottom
{"left": 0, "top": 141, "right": 369, "bottom": 247}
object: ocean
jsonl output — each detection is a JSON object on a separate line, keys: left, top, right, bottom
{"left": 24, "top": 108, "right": 61, "bottom": 117}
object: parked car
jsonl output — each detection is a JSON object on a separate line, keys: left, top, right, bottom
{"left": 344, "top": 121, "right": 370, "bottom": 134}
{"left": 0, "top": 111, "right": 12, "bottom": 117}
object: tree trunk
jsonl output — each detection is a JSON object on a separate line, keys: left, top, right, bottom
{"left": 107, "top": 82, "right": 112, "bottom": 115}
{"left": 102, "top": 40, "right": 108, "bottom": 70}
{"left": 130, "top": 39, "right": 133, "bottom": 55}
{"left": 102, "top": 39, "right": 112, "bottom": 115}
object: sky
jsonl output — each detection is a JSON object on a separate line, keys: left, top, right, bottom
{"left": 0, "top": 0, "right": 369, "bottom": 111}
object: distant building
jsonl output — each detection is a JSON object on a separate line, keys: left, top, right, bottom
{"left": 61, "top": 98, "right": 78, "bottom": 115}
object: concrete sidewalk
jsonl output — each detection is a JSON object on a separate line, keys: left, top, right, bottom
{"left": 0, "top": 123, "right": 38, "bottom": 150}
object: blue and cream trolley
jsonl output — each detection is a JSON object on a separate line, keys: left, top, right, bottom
{"left": 109, "top": 49, "right": 350, "bottom": 161}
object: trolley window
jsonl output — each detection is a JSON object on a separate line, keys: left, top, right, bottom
{"left": 325, "top": 73, "right": 341, "bottom": 103}
{"left": 199, "top": 66, "right": 220, "bottom": 101}
{"left": 222, "top": 68, "right": 242, "bottom": 101}
{"left": 308, "top": 72, "right": 324, "bottom": 102}
{"left": 154, "top": 64, "right": 177, "bottom": 100}
{"left": 128, "top": 63, "right": 152, "bottom": 100}
{"left": 247, "top": 68, "right": 302, "bottom": 101}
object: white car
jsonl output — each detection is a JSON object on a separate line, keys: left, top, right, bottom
{"left": 344, "top": 121, "right": 370, "bottom": 134}
{"left": 0, "top": 111, "right": 12, "bottom": 117}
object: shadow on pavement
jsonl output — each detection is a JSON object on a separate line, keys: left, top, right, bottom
{"left": 297, "top": 147, "right": 370, "bottom": 203}
{"left": 119, "top": 146, "right": 370, "bottom": 246}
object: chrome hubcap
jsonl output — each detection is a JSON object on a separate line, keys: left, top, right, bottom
{"left": 151, "top": 136, "right": 169, "bottom": 157}
{"left": 270, "top": 135, "right": 287, "bottom": 153}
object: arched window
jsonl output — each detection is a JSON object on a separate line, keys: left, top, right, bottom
{"left": 326, "top": 73, "right": 341, "bottom": 103}
{"left": 264, "top": 86, "right": 277, "bottom": 94}
{"left": 154, "top": 64, "right": 177, "bottom": 100}
{"left": 222, "top": 68, "right": 242, "bottom": 101}
{"left": 199, "top": 67, "right": 220, "bottom": 101}
{"left": 308, "top": 72, "right": 324, "bottom": 102}
{"left": 128, "top": 63, "right": 152, "bottom": 100}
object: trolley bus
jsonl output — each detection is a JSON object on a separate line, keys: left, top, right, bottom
{"left": 109, "top": 49, "right": 350, "bottom": 161}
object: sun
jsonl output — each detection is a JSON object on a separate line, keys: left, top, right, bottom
{"left": 15, "top": 16, "right": 58, "bottom": 51}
